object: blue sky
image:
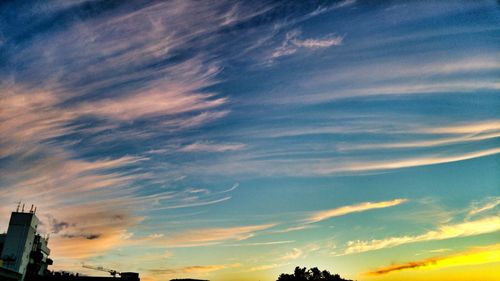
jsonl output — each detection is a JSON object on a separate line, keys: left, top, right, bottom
{"left": 0, "top": 1, "right": 499, "bottom": 281}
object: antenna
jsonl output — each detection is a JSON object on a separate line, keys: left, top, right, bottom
{"left": 16, "top": 202, "right": 20, "bottom": 212}
{"left": 30, "top": 204, "right": 34, "bottom": 213}
{"left": 22, "top": 203, "right": 25, "bottom": 212}
{"left": 34, "top": 206, "right": 37, "bottom": 214}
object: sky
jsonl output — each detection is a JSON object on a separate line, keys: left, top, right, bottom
{"left": 0, "top": 1, "right": 499, "bottom": 281}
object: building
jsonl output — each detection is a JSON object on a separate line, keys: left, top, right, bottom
{"left": 1, "top": 205, "right": 139, "bottom": 281}
{"left": 0, "top": 205, "right": 51, "bottom": 281}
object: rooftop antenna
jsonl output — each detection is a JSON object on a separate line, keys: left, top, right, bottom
{"left": 34, "top": 206, "right": 37, "bottom": 214}
{"left": 16, "top": 202, "right": 21, "bottom": 212}
{"left": 22, "top": 203, "right": 25, "bottom": 212}
{"left": 30, "top": 204, "right": 34, "bottom": 213}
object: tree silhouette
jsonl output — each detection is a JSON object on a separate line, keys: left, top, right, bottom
{"left": 277, "top": 266, "right": 354, "bottom": 281}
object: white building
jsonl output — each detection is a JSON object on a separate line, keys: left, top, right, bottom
{"left": 0, "top": 206, "right": 51, "bottom": 281}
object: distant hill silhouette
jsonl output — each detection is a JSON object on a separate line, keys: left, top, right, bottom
{"left": 277, "top": 266, "right": 354, "bottom": 281}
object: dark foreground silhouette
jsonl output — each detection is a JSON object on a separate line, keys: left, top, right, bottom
{"left": 277, "top": 266, "right": 354, "bottom": 281}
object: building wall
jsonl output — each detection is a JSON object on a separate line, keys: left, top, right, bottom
{"left": 1, "top": 212, "right": 39, "bottom": 281}
{"left": 0, "top": 264, "right": 22, "bottom": 281}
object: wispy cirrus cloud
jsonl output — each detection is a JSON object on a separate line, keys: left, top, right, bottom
{"left": 305, "top": 56, "right": 500, "bottom": 91}
{"left": 272, "top": 225, "right": 316, "bottom": 233}
{"left": 288, "top": 81, "right": 500, "bottom": 104}
{"left": 158, "top": 223, "right": 276, "bottom": 248}
{"left": 223, "top": 240, "right": 295, "bottom": 247}
{"left": 180, "top": 142, "right": 246, "bottom": 152}
{"left": 418, "top": 120, "right": 500, "bottom": 135}
{"left": 154, "top": 196, "right": 232, "bottom": 210}
{"left": 270, "top": 29, "right": 343, "bottom": 60}
{"left": 293, "top": 37, "right": 344, "bottom": 49}
{"left": 161, "top": 110, "right": 230, "bottom": 131}
{"left": 344, "top": 216, "right": 500, "bottom": 255}
{"left": 364, "top": 244, "right": 500, "bottom": 276}
{"left": 467, "top": 197, "right": 500, "bottom": 217}
{"left": 0, "top": 89, "right": 75, "bottom": 158}
{"left": 337, "top": 120, "right": 500, "bottom": 151}
{"left": 75, "top": 58, "right": 226, "bottom": 122}
{"left": 306, "top": 199, "right": 408, "bottom": 223}
{"left": 321, "top": 147, "right": 500, "bottom": 174}
{"left": 148, "top": 263, "right": 241, "bottom": 281}
{"left": 338, "top": 132, "right": 500, "bottom": 151}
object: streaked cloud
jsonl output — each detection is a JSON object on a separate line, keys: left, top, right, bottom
{"left": 161, "top": 110, "right": 230, "bottom": 131}
{"left": 0, "top": 89, "right": 75, "bottom": 158}
{"left": 293, "top": 37, "right": 344, "bottom": 49}
{"left": 66, "top": 56, "right": 227, "bottom": 123}
{"left": 338, "top": 131, "right": 500, "bottom": 151}
{"left": 153, "top": 196, "right": 232, "bottom": 210}
{"left": 1, "top": 1, "right": 499, "bottom": 280}
{"left": 323, "top": 147, "right": 500, "bottom": 173}
{"left": 180, "top": 142, "right": 246, "bottom": 152}
{"left": 344, "top": 216, "right": 500, "bottom": 255}
{"left": 307, "top": 199, "right": 408, "bottom": 223}
{"left": 291, "top": 81, "right": 500, "bottom": 104}
{"left": 467, "top": 197, "right": 500, "bottom": 217}
{"left": 364, "top": 244, "right": 500, "bottom": 276}
{"left": 306, "top": 56, "right": 500, "bottom": 91}
{"left": 150, "top": 263, "right": 241, "bottom": 276}
{"left": 162, "top": 224, "right": 276, "bottom": 247}
{"left": 271, "top": 29, "right": 343, "bottom": 59}
{"left": 337, "top": 119, "right": 500, "bottom": 151}
{"left": 272, "top": 225, "right": 316, "bottom": 233}
{"left": 336, "top": 0, "right": 356, "bottom": 9}
{"left": 419, "top": 120, "right": 500, "bottom": 135}
{"left": 223, "top": 240, "right": 295, "bottom": 247}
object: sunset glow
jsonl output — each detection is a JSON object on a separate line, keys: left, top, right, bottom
{"left": 1, "top": 1, "right": 499, "bottom": 281}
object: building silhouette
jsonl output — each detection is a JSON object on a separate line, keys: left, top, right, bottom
{"left": 0, "top": 205, "right": 139, "bottom": 281}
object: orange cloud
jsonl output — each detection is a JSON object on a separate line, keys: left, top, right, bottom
{"left": 148, "top": 263, "right": 241, "bottom": 278}
{"left": 46, "top": 202, "right": 144, "bottom": 259}
{"left": 364, "top": 244, "right": 500, "bottom": 276}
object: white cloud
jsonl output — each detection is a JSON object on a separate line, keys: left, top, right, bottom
{"left": 161, "top": 224, "right": 276, "bottom": 247}
{"left": 320, "top": 147, "right": 500, "bottom": 173}
{"left": 293, "top": 37, "right": 343, "bottom": 48}
{"left": 180, "top": 142, "right": 246, "bottom": 152}
{"left": 344, "top": 216, "right": 500, "bottom": 255}
{"left": 280, "top": 248, "right": 303, "bottom": 261}
{"left": 467, "top": 197, "right": 500, "bottom": 217}
{"left": 270, "top": 29, "right": 343, "bottom": 60}
{"left": 307, "top": 199, "right": 408, "bottom": 223}
{"left": 246, "top": 263, "right": 284, "bottom": 272}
